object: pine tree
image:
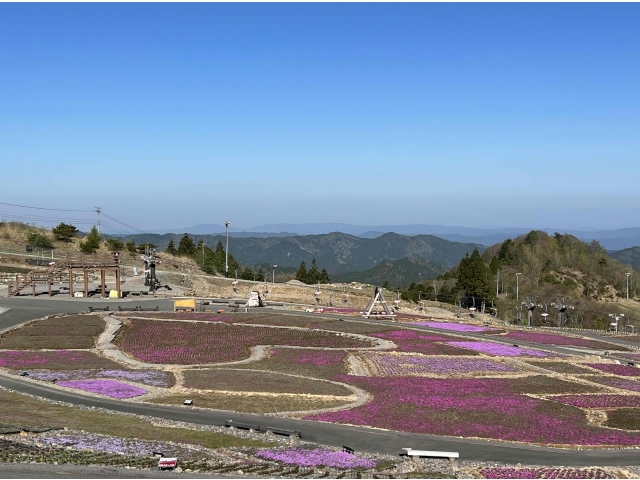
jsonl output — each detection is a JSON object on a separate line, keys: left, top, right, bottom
{"left": 177, "top": 234, "right": 196, "bottom": 257}
{"left": 256, "top": 268, "right": 265, "bottom": 282}
{"left": 456, "top": 249, "right": 492, "bottom": 298}
{"left": 52, "top": 223, "right": 78, "bottom": 242}
{"left": 240, "top": 266, "right": 254, "bottom": 280}
{"left": 319, "top": 268, "right": 331, "bottom": 284}
{"left": 308, "top": 258, "right": 320, "bottom": 284}
{"left": 295, "top": 261, "right": 308, "bottom": 283}
{"left": 166, "top": 240, "right": 177, "bottom": 255}
{"left": 80, "top": 226, "right": 101, "bottom": 254}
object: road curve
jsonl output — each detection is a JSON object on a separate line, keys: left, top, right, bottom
{"left": 2, "top": 297, "right": 640, "bottom": 466}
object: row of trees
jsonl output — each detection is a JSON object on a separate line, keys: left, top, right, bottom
{"left": 295, "top": 259, "right": 330, "bottom": 284}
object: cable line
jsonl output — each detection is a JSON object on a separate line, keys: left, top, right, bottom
{"left": 0, "top": 201, "right": 92, "bottom": 212}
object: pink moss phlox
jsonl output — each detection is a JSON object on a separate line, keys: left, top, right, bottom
{"left": 0, "top": 350, "right": 86, "bottom": 367}
{"left": 305, "top": 376, "right": 640, "bottom": 445}
{"left": 503, "top": 332, "right": 619, "bottom": 350}
{"left": 551, "top": 394, "right": 640, "bottom": 408}
{"left": 586, "top": 364, "right": 640, "bottom": 377}
{"left": 480, "top": 467, "right": 613, "bottom": 479}
{"left": 57, "top": 379, "right": 147, "bottom": 399}
{"left": 414, "top": 322, "right": 488, "bottom": 332}
{"left": 447, "top": 341, "right": 548, "bottom": 357}
{"left": 364, "top": 353, "right": 519, "bottom": 376}
{"left": 272, "top": 349, "right": 344, "bottom": 366}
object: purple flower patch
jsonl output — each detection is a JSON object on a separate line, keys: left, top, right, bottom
{"left": 57, "top": 379, "right": 147, "bottom": 399}
{"left": 0, "top": 350, "right": 85, "bottom": 367}
{"left": 364, "top": 353, "right": 519, "bottom": 376}
{"left": 371, "top": 330, "right": 479, "bottom": 356}
{"left": 447, "top": 341, "right": 548, "bottom": 357}
{"left": 255, "top": 447, "right": 376, "bottom": 469}
{"left": 17, "top": 369, "right": 173, "bottom": 387}
{"left": 586, "top": 364, "right": 640, "bottom": 377}
{"left": 502, "top": 332, "right": 622, "bottom": 350}
{"left": 583, "top": 376, "right": 640, "bottom": 392}
{"left": 550, "top": 394, "right": 640, "bottom": 408}
{"left": 480, "top": 467, "right": 614, "bottom": 479}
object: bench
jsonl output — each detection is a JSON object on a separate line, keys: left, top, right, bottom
{"left": 401, "top": 448, "right": 458, "bottom": 459}
{"left": 88, "top": 306, "right": 110, "bottom": 312}
{"left": 225, "top": 419, "right": 260, "bottom": 431}
{"left": 343, "top": 446, "right": 354, "bottom": 454}
{"left": 265, "top": 427, "right": 302, "bottom": 438}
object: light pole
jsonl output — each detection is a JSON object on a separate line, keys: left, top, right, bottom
{"left": 225, "top": 221, "right": 230, "bottom": 278}
{"left": 272, "top": 264, "right": 277, "bottom": 284}
{"left": 516, "top": 273, "right": 522, "bottom": 301}
{"left": 496, "top": 269, "right": 500, "bottom": 296}
{"left": 626, "top": 273, "right": 632, "bottom": 300}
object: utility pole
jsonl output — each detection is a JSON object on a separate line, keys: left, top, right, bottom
{"left": 272, "top": 264, "right": 277, "bottom": 284}
{"left": 516, "top": 273, "right": 522, "bottom": 301}
{"left": 95, "top": 207, "right": 101, "bottom": 235}
{"left": 225, "top": 221, "right": 230, "bottom": 278}
{"left": 433, "top": 280, "right": 437, "bottom": 300}
{"left": 627, "top": 273, "right": 632, "bottom": 300}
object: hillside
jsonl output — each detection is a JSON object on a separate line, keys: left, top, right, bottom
{"left": 332, "top": 257, "right": 446, "bottom": 288}
{"left": 117, "top": 231, "right": 485, "bottom": 274}
{"left": 609, "top": 246, "right": 640, "bottom": 272}
{"left": 443, "top": 230, "right": 640, "bottom": 328}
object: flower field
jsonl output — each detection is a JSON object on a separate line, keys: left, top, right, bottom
{"left": 447, "top": 341, "right": 549, "bottom": 357}
{"left": 0, "top": 315, "right": 105, "bottom": 350}
{"left": 16, "top": 369, "right": 174, "bottom": 387}
{"left": 526, "top": 361, "right": 596, "bottom": 375}
{"left": 230, "top": 348, "right": 348, "bottom": 379}
{"left": 480, "top": 467, "right": 614, "bottom": 479}
{"left": 183, "top": 369, "right": 352, "bottom": 396}
{"left": 115, "top": 319, "right": 375, "bottom": 365}
{"left": 361, "top": 352, "right": 521, "bottom": 377}
{"left": 581, "top": 376, "right": 640, "bottom": 392}
{"left": 371, "top": 330, "right": 480, "bottom": 356}
{"left": 605, "top": 408, "right": 640, "bottom": 430}
{"left": 413, "top": 321, "right": 489, "bottom": 332}
{"left": 57, "top": 379, "right": 147, "bottom": 399}
{"left": 549, "top": 394, "right": 640, "bottom": 408}
{"left": 586, "top": 364, "right": 640, "bottom": 377}
{"left": 502, "top": 332, "right": 627, "bottom": 351}
{"left": 0, "top": 350, "right": 122, "bottom": 370}
{"left": 255, "top": 446, "right": 376, "bottom": 469}
{"left": 304, "top": 375, "right": 638, "bottom": 446}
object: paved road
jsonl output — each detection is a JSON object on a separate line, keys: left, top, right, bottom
{"left": 2, "top": 297, "right": 640, "bottom": 466}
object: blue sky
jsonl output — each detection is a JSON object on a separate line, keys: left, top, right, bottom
{"left": 0, "top": 3, "right": 638, "bottom": 231}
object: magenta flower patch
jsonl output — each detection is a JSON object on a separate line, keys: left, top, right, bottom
{"left": 583, "top": 376, "right": 640, "bottom": 392}
{"left": 272, "top": 349, "right": 345, "bottom": 366}
{"left": 371, "top": 330, "right": 479, "bottom": 356}
{"left": 586, "top": 364, "right": 640, "bottom": 377}
{"left": 0, "top": 350, "right": 88, "bottom": 367}
{"left": 57, "top": 379, "right": 147, "bottom": 398}
{"left": 413, "top": 322, "right": 488, "bottom": 332}
{"left": 255, "top": 447, "right": 376, "bottom": 469}
{"left": 503, "top": 332, "right": 622, "bottom": 350}
{"left": 480, "top": 467, "right": 613, "bottom": 479}
{"left": 447, "top": 341, "right": 548, "bottom": 357}
{"left": 550, "top": 394, "right": 640, "bottom": 408}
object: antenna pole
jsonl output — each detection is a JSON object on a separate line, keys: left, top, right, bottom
{"left": 95, "top": 207, "right": 101, "bottom": 235}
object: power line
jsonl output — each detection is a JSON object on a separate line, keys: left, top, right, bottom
{"left": 0, "top": 201, "right": 92, "bottom": 213}
{"left": 101, "top": 212, "right": 147, "bottom": 235}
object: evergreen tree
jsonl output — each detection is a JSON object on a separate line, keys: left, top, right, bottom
{"left": 106, "top": 238, "right": 124, "bottom": 252}
{"left": 27, "top": 232, "right": 53, "bottom": 249}
{"left": 166, "top": 240, "right": 177, "bottom": 255}
{"left": 177, "top": 234, "right": 196, "bottom": 257}
{"left": 456, "top": 249, "right": 492, "bottom": 298}
{"left": 319, "top": 268, "right": 331, "bottom": 284}
{"left": 52, "top": 223, "right": 78, "bottom": 242}
{"left": 489, "top": 256, "right": 500, "bottom": 274}
{"left": 295, "top": 261, "right": 308, "bottom": 283}
{"left": 80, "top": 226, "right": 101, "bottom": 254}
{"left": 126, "top": 241, "right": 136, "bottom": 254}
{"left": 307, "top": 258, "right": 320, "bottom": 284}
{"left": 256, "top": 268, "right": 265, "bottom": 282}
{"left": 240, "top": 266, "right": 254, "bottom": 280}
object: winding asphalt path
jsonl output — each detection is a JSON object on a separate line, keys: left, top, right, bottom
{"left": 2, "top": 297, "right": 640, "bottom": 466}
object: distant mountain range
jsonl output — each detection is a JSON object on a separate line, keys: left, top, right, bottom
{"left": 332, "top": 257, "right": 447, "bottom": 288}
{"left": 153, "top": 223, "right": 640, "bottom": 250}
{"left": 609, "top": 247, "right": 640, "bottom": 271}
{"left": 123, "top": 231, "right": 485, "bottom": 275}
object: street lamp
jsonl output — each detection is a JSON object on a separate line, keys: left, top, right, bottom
{"left": 515, "top": 273, "right": 523, "bottom": 301}
{"left": 272, "top": 264, "right": 277, "bottom": 284}
{"left": 225, "top": 222, "right": 230, "bottom": 278}
{"left": 626, "top": 272, "right": 632, "bottom": 300}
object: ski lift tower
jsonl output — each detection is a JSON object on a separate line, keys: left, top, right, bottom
{"left": 140, "top": 246, "right": 161, "bottom": 292}
{"left": 522, "top": 295, "right": 541, "bottom": 327}
{"left": 550, "top": 296, "right": 573, "bottom": 328}
{"left": 362, "top": 286, "right": 396, "bottom": 319}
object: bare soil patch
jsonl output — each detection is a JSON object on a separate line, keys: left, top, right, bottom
{"left": 148, "top": 392, "right": 350, "bottom": 414}
{"left": 184, "top": 369, "right": 352, "bottom": 396}
{"left": 526, "top": 361, "right": 597, "bottom": 375}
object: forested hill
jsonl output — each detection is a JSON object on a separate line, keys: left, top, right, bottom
{"left": 480, "top": 231, "right": 638, "bottom": 301}
{"left": 609, "top": 247, "right": 640, "bottom": 272}
{"left": 120, "top": 231, "right": 485, "bottom": 275}
{"left": 332, "top": 257, "right": 447, "bottom": 288}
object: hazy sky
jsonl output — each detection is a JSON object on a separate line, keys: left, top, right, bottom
{"left": 1, "top": 3, "right": 639, "bottom": 232}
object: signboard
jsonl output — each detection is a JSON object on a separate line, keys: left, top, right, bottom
{"left": 246, "top": 291, "right": 261, "bottom": 307}
{"left": 158, "top": 457, "right": 178, "bottom": 469}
